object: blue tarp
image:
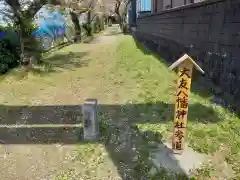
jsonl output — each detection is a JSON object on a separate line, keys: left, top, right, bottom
{"left": 0, "top": 32, "right": 6, "bottom": 39}
{"left": 32, "top": 9, "right": 67, "bottom": 39}
{"left": 30, "top": 6, "right": 76, "bottom": 50}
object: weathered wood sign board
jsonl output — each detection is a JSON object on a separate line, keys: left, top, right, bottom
{"left": 169, "top": 54, "right": 204, "bottom": 154}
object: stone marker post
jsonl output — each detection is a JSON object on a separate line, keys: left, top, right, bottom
{"left": 82, "top": 99, "right": 99, "bottom": 140}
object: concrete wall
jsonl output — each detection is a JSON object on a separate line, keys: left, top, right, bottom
{"left": 151, "top": 0, "right": 206, "bottom": 12}
{"left": 135, "top": 0, "right": 240, "bottom": 102}
{"left": 152, "top": 0, "right": 163, "bottom": 12}
{"left": 151, "top": 0, "right": 171, "bottom": 12}
{"left": 163, "top": 0, "right": 171, "bottom": 9}
{"left": 172, "top": 0, "right": 185, "bottom": 8}
{"left": 151, "top": 0, "right": 156, "bottom": 12}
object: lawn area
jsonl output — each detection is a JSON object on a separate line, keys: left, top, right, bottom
{"left": 109, "top": 35, "right": 240, "bottom": 179}
{"left": 0, "top": 26, "right": 239, "bottom": 179}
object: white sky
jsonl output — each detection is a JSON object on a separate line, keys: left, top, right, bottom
{"left": 0, "top": 1, "right": 8, "bottom": 25}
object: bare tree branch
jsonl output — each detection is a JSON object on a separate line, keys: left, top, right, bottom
{"left": 3, "top": 0, "right": 61, "bottom": 19}
{"left": 24, "top": 0, "right": 61, "bottom": 18}
{"left": 114, "top": 0, "right": 131, "bottom": 15}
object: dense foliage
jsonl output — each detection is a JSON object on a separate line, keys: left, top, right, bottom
{"left": 0, "top": 40, "right": 17, "bottom": 73}
{"left": 0, "top": 26, "right": 20, "bottom": 73}
{"left": 0, "top": 22, "right": 42, "bottom": 73}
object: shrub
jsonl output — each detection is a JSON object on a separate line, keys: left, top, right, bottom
{"left": 1, "top": 28, "right": 21, "bottom": 60}
{"left": 0, "top": 26, "right": 20, "bottom": 73}
{"left": 0, "top": 23, "right": 43, "bottom": 73}
{"left": 0, "top": 41, "right": 17, "bottom": 73}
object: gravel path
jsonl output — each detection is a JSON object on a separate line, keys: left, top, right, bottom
{"left": 0, "top": 25, "right": 123, "bottom": 180}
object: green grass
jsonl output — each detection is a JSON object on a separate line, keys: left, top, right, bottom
{"left": 54, "top": 143, "right": 109, "bottom": 180}
{"left": 55, "top": 169, "right": 76, "bottom": 180}
{"left": 0, "top": 27, "right": 239, "bottom": 179}
{"left": 111, "top": 36, "right": 240, "bottom": 179}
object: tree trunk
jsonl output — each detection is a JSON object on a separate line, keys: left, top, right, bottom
{"left": 121, "top": 8, "right": 128, "bottom": 33}
{"left": 18, "top": 22, "right": 32, "bottom": 69}
{"left": 70, "top": 11, "right": 81, "bottom": 43}
{"left": 86, "top": 11, "right": 92, "bottom": 36}
{"left": 18, "top": 16, "right": 41, "bottom": 70}
{"left": 19, "top": 24, "right": 25, "bottom": 65}
{"left": 117, "top": 13, "right": 123, "bottom": 29}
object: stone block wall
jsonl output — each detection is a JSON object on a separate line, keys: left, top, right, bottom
{"left": 136, "top": 0, "right": 240, "bottom": 100}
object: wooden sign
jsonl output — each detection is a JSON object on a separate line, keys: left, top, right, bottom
{"left": 169, "top": 54, "right": 204, "bottom": 154}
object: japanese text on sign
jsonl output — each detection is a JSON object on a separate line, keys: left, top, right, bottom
{"left": 169, "top": 54, "right": 204, "bottom": 154}
{"left": 173, "top": 64, "right": 192, "bottom": 151}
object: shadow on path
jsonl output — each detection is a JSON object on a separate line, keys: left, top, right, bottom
{"left": 28, "top": 51, "right": 90, "bottom": 77}
{"left": 6, "top": 51, "right": 90, "bottom": 81}
{"left": 0, "top": 101, "right": 220, "bottom": 178}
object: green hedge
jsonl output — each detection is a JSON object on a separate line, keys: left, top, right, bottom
{"left": 0, "top": 24, "right": 41, "bottom": 74}
{"left": 0, "top": 40, "right": 18, "bottom": 73}
{"left": 0, "top": 27, "right": 21, "bottom": 73}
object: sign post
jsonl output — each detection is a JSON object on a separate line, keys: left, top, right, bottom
{"left": 169, "top": 54, "right": 204, "bottom": 154}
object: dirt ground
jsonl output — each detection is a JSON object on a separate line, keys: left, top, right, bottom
{"left": 0, "top": 24, "right": 236, "bottom": 180}
{"left": 0, "top": 25, "right": 124, "bottom": 180}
